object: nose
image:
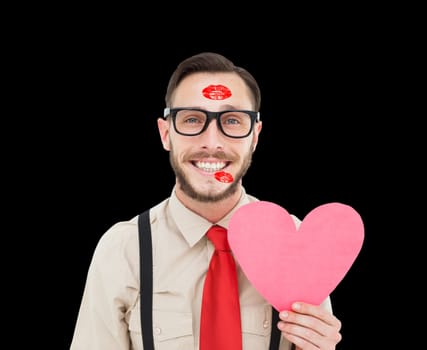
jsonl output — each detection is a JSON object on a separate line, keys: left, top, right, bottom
{"left": 200, "top": 118, "right": 224, "bottom": 148}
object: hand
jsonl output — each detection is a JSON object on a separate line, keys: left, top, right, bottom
{"left": 277, "top": 302, "right": 342, "bottom": 350}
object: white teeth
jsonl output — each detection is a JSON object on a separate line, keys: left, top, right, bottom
{"left": 195, "top": 161, "right": 226, "bottom": 172}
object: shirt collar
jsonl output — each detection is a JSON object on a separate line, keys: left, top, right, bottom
{"left": 169, "top": 186, "right": 253, "bottom": 247}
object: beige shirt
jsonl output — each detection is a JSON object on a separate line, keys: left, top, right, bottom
{"left": 70, "top": 187, "right": 333, "bottom": 350}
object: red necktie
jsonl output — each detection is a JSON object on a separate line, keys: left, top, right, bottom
{"left": 200, "top": 225, "right": 242, "bottom": 350}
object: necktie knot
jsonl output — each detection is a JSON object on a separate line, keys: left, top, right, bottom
{"left": 207, "top": 225, "right": 230, "bottom": 251}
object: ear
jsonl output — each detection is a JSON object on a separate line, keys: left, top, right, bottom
{"left": 251, "top": 120, "right": 262, "bottom": 152}
{"left": 157, "top": 118, "right": 171, "bottom": 151}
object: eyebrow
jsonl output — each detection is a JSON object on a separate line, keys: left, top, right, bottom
{"left": 180, "top": 104, "right": 245, "bottom": 111}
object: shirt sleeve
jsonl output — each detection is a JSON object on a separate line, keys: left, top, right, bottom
{"left": 70, "top": 221, "right": 139, "bottom": 350}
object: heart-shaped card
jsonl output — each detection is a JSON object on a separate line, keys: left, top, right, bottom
{"left": 228, "top": 201, "right": 364, "bottom": 311}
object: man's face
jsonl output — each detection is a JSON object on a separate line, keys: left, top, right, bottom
{"left": 158, "top": 72, "right": 262, "bottom": 203}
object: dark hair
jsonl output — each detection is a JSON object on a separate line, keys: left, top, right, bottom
{"left": 165, "top": 52, "right": 261, "bottom": 111}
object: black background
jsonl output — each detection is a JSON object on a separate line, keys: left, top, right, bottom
{"left": 14, "top": 10, "right": 410, "bottom": 350}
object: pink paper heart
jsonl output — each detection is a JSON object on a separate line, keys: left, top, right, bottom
{"left": 228, "top": 201, "right": 364, "bottom": 311}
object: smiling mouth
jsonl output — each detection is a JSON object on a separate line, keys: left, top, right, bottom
{"left": 193, "top": 161, "right": 229, "bottom": 173}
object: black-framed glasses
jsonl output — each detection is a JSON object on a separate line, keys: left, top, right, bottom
{"left": 163, "top": 107, "right": 260, "bottom": 138}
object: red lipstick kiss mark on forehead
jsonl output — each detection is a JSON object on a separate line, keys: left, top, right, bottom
{"left": 202, "top": 85, "right": 232, "bottom": 100}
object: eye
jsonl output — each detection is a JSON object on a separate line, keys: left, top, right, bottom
{"left": 224, "top": 118, "right": 240, "bottom": 125}
{"left": 221, "top": 112, "right": 247, "bottom": 126}
{"left": 183, "top": 116, "right": 203, "bottom": 124}
{"left": 177, "top": 110, "right": 206, "bottom": 125}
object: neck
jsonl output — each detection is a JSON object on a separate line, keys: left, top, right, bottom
{"left": 175, "top": 186, "right": 243, "bottom": 223}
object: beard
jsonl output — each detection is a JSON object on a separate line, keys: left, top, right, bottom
{"left": 169, "top": 143, "right": 255, "bottom": 203}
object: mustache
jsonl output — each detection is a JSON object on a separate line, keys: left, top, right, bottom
{"left": 185, "top": 151, "right": 237, "bottom": 161}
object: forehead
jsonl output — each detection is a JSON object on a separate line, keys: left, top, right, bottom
{"left": 171, "top": 72, "right": 254, "bottom": 110}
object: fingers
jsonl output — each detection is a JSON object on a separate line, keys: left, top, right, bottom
{"left": 287, "top": 302, "right": 342, "bottom": 329}
{"left": 277, "top": 302, "right": 342, "bottom": 350}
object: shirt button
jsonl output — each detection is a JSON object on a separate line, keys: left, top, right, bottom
{"left": 154, "top": 327, "right": 162, "bottom": 335}
{"left": 263, "top": 320, "right": 269, "bottom": 329}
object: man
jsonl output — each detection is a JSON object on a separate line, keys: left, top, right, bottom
{"left": 70, "top": 52, "right": 342, "bottom": 349}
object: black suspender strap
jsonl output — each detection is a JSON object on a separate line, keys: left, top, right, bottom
{"left": 138, "top": 209, "right": 284, "bottom": 350}
{"left": 138, "top": 210, "right": 154, "bottom": 350}
{"left": 270, "top": 308, "right": 281, "bottom": 349}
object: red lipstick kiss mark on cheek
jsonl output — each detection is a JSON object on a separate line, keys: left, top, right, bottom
{"left": 202, "top": 85, "right": 232, "bottom": 100}
{"left": 214, "top": 171, "right": 234, "bottom": 183}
